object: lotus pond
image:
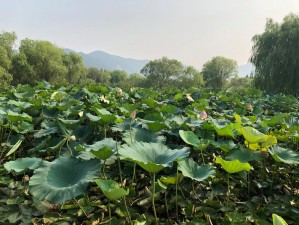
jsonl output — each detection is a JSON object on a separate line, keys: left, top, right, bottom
{"left": 0, "top": 82, "right": 298, "bottom": 225}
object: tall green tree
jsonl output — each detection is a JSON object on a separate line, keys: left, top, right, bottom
{"left": 177, "top": 66, "right": 204, "bottom": 88}
{"left": 110, "top": 70, "right": 128, "bottom": 86}
{"left": 63, "top": 52, "right": 86, "bottom": 83}
{"left": 251, "top": 13, "right": 299, "bottom": 95}
{"left": 87, "top": 67, "right": 111, "bottom": 84}
{"left": 140, "top": 57, "right": 184, "bottom": 88}
{"left": 15, "top": 39, "right": 67, "bottom": 84}
{"left": 0, "top": 31, "right": 17, "bottom": 59}
{"left": 202, "top": 56, "right": 238, "bottom": 89}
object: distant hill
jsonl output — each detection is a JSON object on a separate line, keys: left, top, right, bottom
{"left": 65, "top": 48, "right": 149, "bottom": 74}
{"left": 65, "top": 48, "right": 255, "bottom": 77}
{"left": 238, "top": 63, "right": 255, "bottom": 77}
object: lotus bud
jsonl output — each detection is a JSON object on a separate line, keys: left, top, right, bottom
{"left": 78, "top": 111, "right": 83, "bottom": 117}
{"left": 200, "top": 110, "right": 207, "bottom": 120}
{"left": 69, "top": 135, "right": 76, "bottom": 141}
{"left": 117, "top": 88, "right": 123, "bottom": 97}
{"left": 247, "top": 104, "right": 253, "bottom": 111}
{"left": 131, "top": 109, "right": 137, "bottom": 120}
{"left": 264, "top": 108, "right": 269, "bottom": 115}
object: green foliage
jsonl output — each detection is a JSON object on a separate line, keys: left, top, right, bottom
{"left": 0, "top": 84, "right": 298, "bottom": 224}
{"left": 140, "top": 56, "right": 185, "bottom": 88}
{"left": 202, "top": 56, "right": 238, "bottom": 89}
{"left": 251, "top": 13, "right": 299, "bottom": 95}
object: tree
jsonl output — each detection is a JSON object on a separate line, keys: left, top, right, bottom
{"left": 110, "top": 70, "right": 128, "bottom": 85}
{"left": 63, "top": 52, "right": 86, "bottom": 83}
{"left": 124, "top": 73, "right": 146, "bottom": 88}
{"left": 0, "top": 31, "right": 17, "bottom": 59}
{"left": 202, "top": 56, "right": 238, "bottom": 89}
{"left": 226, "top": 77, "right": 253, "bottom": 89}
{"left": 250, "top": 13, "right": 299, "bottom": 95}
{"left": 16, "top": 39, "right": 67, "bottom": 84}
{"left": 140, "top": 57, "right": 184, "bottom": 88}
{"left": 177, "top": 66, "right": 204, "bottom": 88}
{"left": 87, "top": 67, "right": 111, "bottom": 84}
{"left": 0, "top": 67, "right": 12, "bottom": 87}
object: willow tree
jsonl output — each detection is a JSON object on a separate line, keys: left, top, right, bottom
{"left": 251, "top": 13, "right": 299, "bottom": 95}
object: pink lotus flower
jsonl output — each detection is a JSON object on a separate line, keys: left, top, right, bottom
{"left": 247, "top": 104, "right": 253, "bottom": 111}
{"left": 200, "top": 110, "right": 207, "bottom": 120}
{"left": 131, "top": 109, "right": 137, "bottom": 120}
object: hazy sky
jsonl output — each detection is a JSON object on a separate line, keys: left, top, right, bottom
{"left": 1, "top": 0, "right": 298, "bottom": 68}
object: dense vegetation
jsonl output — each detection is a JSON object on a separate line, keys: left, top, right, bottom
{"left": 251, "top": 13, "right": 299, "bottom": 96}
{"left": 0, "top": 83, "right": 298, "bottom": 224}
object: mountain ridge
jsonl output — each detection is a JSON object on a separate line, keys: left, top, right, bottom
{"left": 65, "top": 48, "right": 254, "bottom": 77}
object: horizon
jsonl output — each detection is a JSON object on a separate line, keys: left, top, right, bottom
{"left": 1, "top": 0, "right": 299, "bottom": 69}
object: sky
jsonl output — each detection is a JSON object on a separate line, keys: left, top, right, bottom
{"left": 1, "top": 0, "right": 299, "bottom": 69}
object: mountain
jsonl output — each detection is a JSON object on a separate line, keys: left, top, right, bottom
{"left": 238, "top": 63, "right": 255, "bottom": 77}
{"left": 65, "top": 48, "right": 149, "bottom": 74}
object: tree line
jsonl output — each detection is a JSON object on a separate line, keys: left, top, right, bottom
{"left": 1, "top": 13, "right": 298, "bottom": 95}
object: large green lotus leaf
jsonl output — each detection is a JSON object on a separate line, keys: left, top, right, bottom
{"left": 123, "top": 127, "right": 166, "bottom": 144}
{"left": 238, "top": 127, "right": 268, "bottom": 143}
{"left": 119, "top": 142, "right": 190, "bottom": 173}
{"left": 212, "top": 140, "right": 236, "bottom": 152}
{"left": 178, "top": 158, "right": 215, "bottom": 181}
{"left": 268, "top": 145, "right": 299, "bottom": 164}
{"left": 147, "top": 121, "right": 169, "bottom": 132}
{"left": 272, "top": 214, "right": 288, "bottom": 225}
{"left": 86, "top": 113, "right": 101, "bottom": 122}
{"left": 6, "top": 110, "right": 32, "bottom": 123}
{"left": 226, "top": 145, "right": 261, "bottom": 163}
{"left": 11, "top": 121, "right": 34, "bottom": 134}
{"left": 7, "top": 100, "right": 33, "bottom": 109}
{"left": 85, "top": 138, "right": 117, "bottom": 160}
{"left": 215, "top": 157, "right": 252, "bottom": 173}
{"left": 95, "top": 179, "right": 129, "bottom": 201}
{"left": 261, "top": 114, "right": 287, "bottom": 127}
{"left": 4, "top": 157, "right": 42, "bottom": 173}
{"left": 160, "top": 104, "right": 177, "bottom": 114}
{"left": 215, "top": 125, "right": 235, "bottom": 138}
{"left": 29, "top": 157, "right": 100, "bottom": 204}
{"left": 95, "top": 108, "right": 116, "bottom": 123}
{"left": 56, "top": 99, "right": 80, "bottom": 111}
{"left": 58, "top": 118, "right": 80, "bottom": 130}
{"left": 244, "top": 135, "right": 277, "bottom": 151}
{"left": 179, "top": 130, "right": 201, "bottom": 147}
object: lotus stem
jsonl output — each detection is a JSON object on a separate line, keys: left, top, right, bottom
{"left": 73, "top": 197, "right": 88, "bottom": 218}
{"left": 152, "top": 172, "right": 158, "bottom": 225}
{"left": 226, "top": 173, "right": 230, "bottom": 207}
{"left": 108, "top": 200, "right": 112, "bottom": 225}
{"left": 115, "top": 140, "right": 123, "bottom": 185}
{"left": 123, "top": 196, "right": 133, "bottom": 225}
{"left": 176, "top": 165, "right": 179, "bottom": 221}
{"left": 131, "top": 163, "right": 136, "bottom": 189}
{"left": 200, "top": 150, "right": 205, "bottom": 164}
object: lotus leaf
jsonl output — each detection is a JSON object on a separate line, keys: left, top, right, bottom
{"left": 95, "top": 179, "right": 129, "bottom": 201}
{"left": 272, "top": 214, "right": 288, "bottom": 225}
{"left": 123, "top": 127, "right": 166, "bottom": 144}
{"left": 268, "top": 145, "right": 299, "bottom": 164}
{"left": 179, "top": 130, "right": 201, "bottom": 147}
{"left": 238, "top": 126, "right": 277, "bottom": 151}
{"left": 178, "top": 158, "right": 215, "bottom": 181}
{"left": 4, "top": 157, "right": 42, "bottom": 173}
{"left": 29, "top": 157, "right": 100, "bottom": 204}
{"left": 226, "top": 145, "right": 261, "bottom": 162}
{"left": 119, "top": 142, "right": 190, "bottom": 173}
{"left": 6, "top": 110, "right": 32, "bottom": 123}
{"left": 215, "top": 157, "right": 252, "bottom": 173}
{"left": 84, "top": 138, "right": 117, "bottom": 160}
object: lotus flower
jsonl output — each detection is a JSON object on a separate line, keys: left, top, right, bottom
{"left": 117, "top": 88, "right": 123, "bottom": 97}
{"left": 247, "top": 104, "right": 253, "bottom": 111}
{"left": 131, "top": 109, "right": 136, "bottom": 120}
{"left": 200, "top": 110, "right": 207, "bottom": 120}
